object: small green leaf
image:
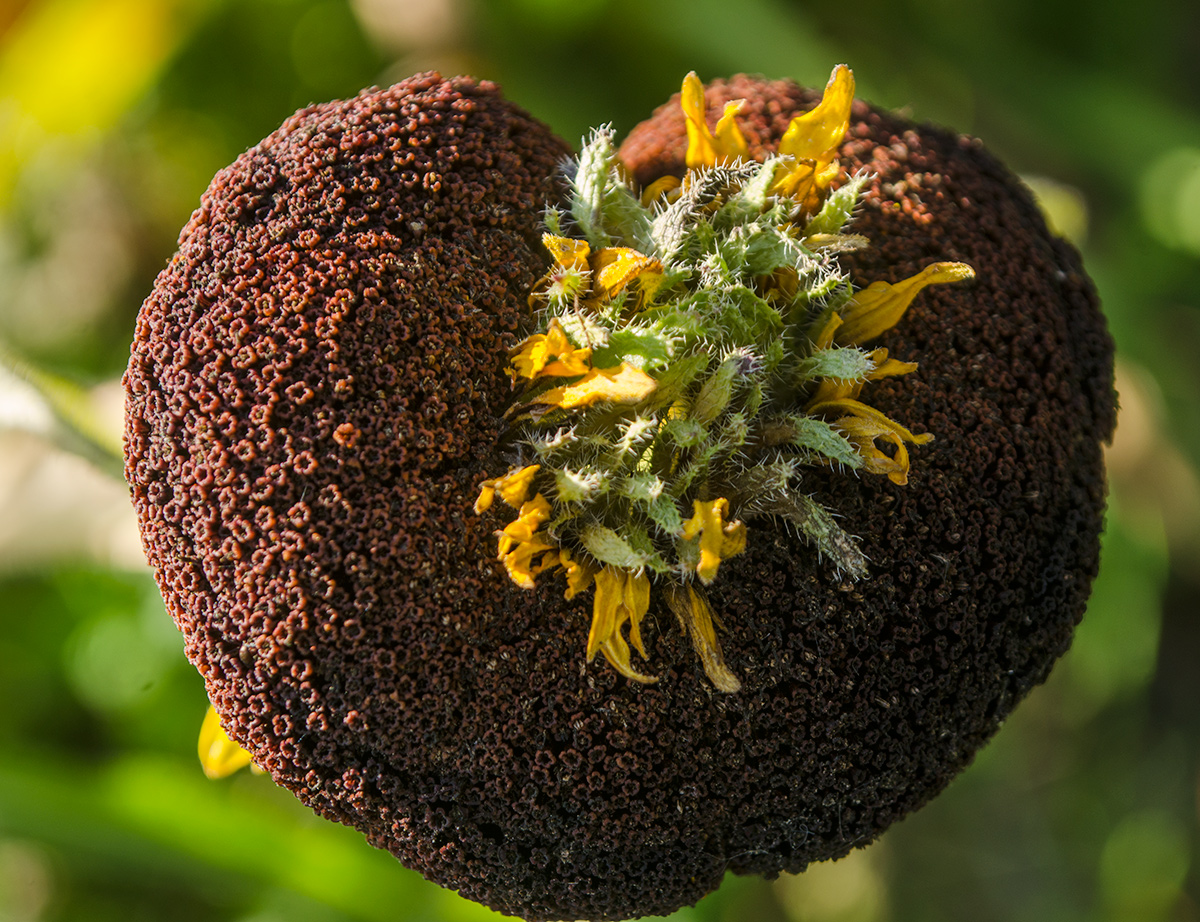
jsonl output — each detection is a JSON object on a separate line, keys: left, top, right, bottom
{"left": 804, "top": 170, "right": 870, "bottom": 236}
{"left": 644, "top": 493, "right": 684, "bottom": 535}
{"left": 645, "top": 353, "right": 708, "bottom": 407}
{"left": 796, "top": 346, "right": 874, "bottom": 383}
{"left": 580, "top": 524, "right": 652, "bottom": 569}
{"left": 594, "top": 326, "right": 674, "bottom": 371}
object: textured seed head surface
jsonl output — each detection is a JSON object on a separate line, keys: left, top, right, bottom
{"left": 125, "top": 72, "right": 1115, "bottom": 922}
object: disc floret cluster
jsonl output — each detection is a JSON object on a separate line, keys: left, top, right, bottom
{"left": 476, "top": 67, "right": 974, "bottom": 690}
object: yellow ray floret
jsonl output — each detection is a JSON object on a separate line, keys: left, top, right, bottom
{"left": 509, "top": 319, "right": 592, "bottom": 381}
{"left": 682, "top": 71, "right": 749, "bottom": 169}
{"left": 496, "top": 493, "right": 559, "bottom": 588}
{"left": 836, "top": 262, "right": 975, "bottom": 345}
{"left": 680, "top": 497, "right": 747, "bottom": 584}
{"left": 588, "top": 566, "right": 657, "bottom": 683}
{"left": 773, "top": 64, "right": 855, "bottom": 209}
{"left": 475, "top": 463, "right": 541, "bottom": 514}
{"left": 532, "top": 362, "right": 657, "bottom": 410}
{"left": 199, "top": 704, "right": 254, "bottom": 780}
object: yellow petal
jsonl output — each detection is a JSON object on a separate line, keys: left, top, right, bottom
{"left": 623, "top": 567, "right": 652, "bottom": 658}
{"left": 502, "top": 537, "right": 559, "bottom": 589}
{"left": 474, "top": 482, "right": 496, "bottom": 515}
{"left": 680, "top": 497, "right": 742, "bottom": 584}
{"left": 591, "top": 247, "right": 664, "bottom": 301}
{"left": 561, "top": 548, "right": 599, "bottom": 600}
{"left": 509, "top": 318, "right": 592, "bottom": 381}
{"left": 533, "top": 363, "right": 657, "bottom": 410}
{"left": 771, "top": 158, "right": 817, "bottom": 201}
{"left": 778, "top": 64, "right": 855, "bottom": 165}
{"left": 682, "top": 71, "right": 716, "bottom": 170}
{"left": 811, "top": 311, "right": 844, "bottom": 350}
{"left": 495, "top": 493, "right": 553, "bottom": 558}
{"left": 832, "top": 414, "right": 913, "bottom": 484}
{"left": 496, "top": 464, "right": 541, "bottom": 508}
{"left": 640, "top": 174, "right": 681, "bottom": 206}
{"left": 198, "top": 705, "right": 253, "bottom": 780}
{"left": 587, "top": 567, "right": 657, "bottom": 683}
{"left": 807, "top": 396, "right": 934, "bottom": 446}
{"left": 681, "top": 72, "right": 748, "bottom": 169}
{"left": 587, "top": 566, "right": 623, "bottom": 660}
{"left": 713, "top": 99, "right": 749, "bottom": 163}
{"left": 720, "top": 519, "right": 747, "bottom": 559}
{"left": 543, "top": 234, "right": 590, "bottom": 272}
{"left": 836, "top": 262, "right": 975, "bottom": 344}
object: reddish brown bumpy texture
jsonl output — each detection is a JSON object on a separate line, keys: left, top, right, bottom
{"left": 125, "top": 73, "right": 1115, "bottom": 921}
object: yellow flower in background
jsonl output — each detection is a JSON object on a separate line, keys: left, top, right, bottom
{"left": 587, "top": 566, "right": 656, "bottom": 683}
{"left": 198, "top": 704, "right": 253, "bottom": 779}
{"left": 681, "top": 71, "right": 749, "bottom": 169}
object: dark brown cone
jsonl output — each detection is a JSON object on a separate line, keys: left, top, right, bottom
{"left": 125, "top": 72, "right": 1115, "bottom": 922}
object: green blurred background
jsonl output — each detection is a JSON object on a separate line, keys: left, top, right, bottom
{"left": 0, "top": 0, "right": 1197, "bottom": 920}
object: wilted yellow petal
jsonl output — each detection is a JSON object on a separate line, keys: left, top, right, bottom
{"left": 502, "top": 536, "right": 559, "bottom": 589}
{"left": 832, "top": 415, "right": 913, "bottom": 484}
{"left": 805, "top": 346, "right": 920, "bottom": 407}
{"left": 836, "top": 262, "right": 975, "bottom": 344}
{"left": 533, "top": 363, "right": 657, "bottom": 410}
{"left": 591, "top": 247, "right": 664, "bottom": 301}
{"left": 665, "top": 585, "right": 741, "bottom": 693}
{"left": 474, "top": 482, "right": 496, "bottom": 514}
{"left": 198, "top": 705, "right": 253, "bottom": 780}
{"left": 812, "top": 311, "right": 844, "bottom": 350}
{"left": 808, "top": 397, "right": 934, "bottom": 444}
{"left": 808, "top": 396, "right": 934, "bottom": 485}
{"left": 543, "top": 234, "right": 590, "bottom": 272}
{"left": 497, "top": 464, "right": 541, "bottom": 508}
{"left": 494, "top": 493, "right": 558, "bottom": 589}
